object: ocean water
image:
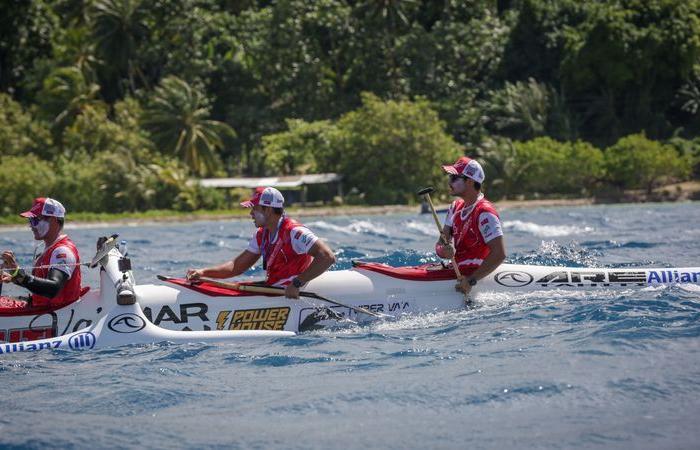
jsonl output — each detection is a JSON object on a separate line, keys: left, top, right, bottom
{"left": 1, "top": 202, "right": 699, "bottom": 449}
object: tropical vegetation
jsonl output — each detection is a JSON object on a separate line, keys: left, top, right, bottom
{"left": 1, "top": 0, "right": 699, "bottom": 215}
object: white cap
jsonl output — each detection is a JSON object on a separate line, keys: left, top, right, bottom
{"left": 20, "top": 197, "right": 66, "bottom": 218}
{"left": 441, "top": 156, "right": 485, "bottom": 183}
{"left": 240, "top": 187, "right": 285, "bottom": 208}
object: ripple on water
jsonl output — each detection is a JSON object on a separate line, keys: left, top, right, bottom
{"left": 1, "top": 203, "right": 698, "bottom": 449}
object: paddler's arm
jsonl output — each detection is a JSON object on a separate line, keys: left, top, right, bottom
{"left": 186, "top": 250, "right": 260, "bottom": 281}
{"left": 12, "top": 268, "right": 69, "bottom": 299}
{"left": 456, "top": 236, "right": 506, "bottom": 294}
{"left": 284, "top": 240, "right": 336, "bottom": 299}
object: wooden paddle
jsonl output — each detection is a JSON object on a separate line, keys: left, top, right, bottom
{"left": 418, "top": 187, "right": 470, "bottom": 303}
{"left": 169, "top": 275, "right": 388, "bottom": 319}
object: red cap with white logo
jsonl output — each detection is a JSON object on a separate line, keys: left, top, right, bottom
{"left": 441, "top": 156, "right": 485, "bottom": 183}
{"left": 19, "top": 197, "right": 66, "bottom": 218}
{"left": 240, "top": 187, "right": 285, "bottom": 208}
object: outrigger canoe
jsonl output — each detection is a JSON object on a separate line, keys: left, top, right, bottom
{"left": 1, "top": 235, "right": 699, "bottom": 353}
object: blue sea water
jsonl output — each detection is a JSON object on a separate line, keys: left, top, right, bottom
{"left": 1, "top": 202, "right": 699, "bottom": 449}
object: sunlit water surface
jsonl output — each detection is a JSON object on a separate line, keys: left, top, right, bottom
{"left": 1, "top": 202, "right": 699, "bottom": 449}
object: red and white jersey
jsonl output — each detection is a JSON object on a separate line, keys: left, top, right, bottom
{"left": 31, "top": 235, "right": 82, "bottom": 307}
{"left": 44, "top": 244, "right": 77, "bottom": 277}
{"left": 246, "top": 216, "right": 318, "bottom": 286}
{"left": 444, "top": 194, "right": 503, "bottom": 267}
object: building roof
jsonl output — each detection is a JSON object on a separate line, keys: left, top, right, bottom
{"left": 199, "top": 173, "right": 342, "bottom": 189}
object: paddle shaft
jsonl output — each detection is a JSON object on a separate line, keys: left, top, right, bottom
{"left": 198, "top": 277, "right": 385, "bottom": 318}
{"left": 421, "top": 193, "right": 463, "bottom": 280}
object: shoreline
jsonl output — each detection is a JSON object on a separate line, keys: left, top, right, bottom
{"left": 0, "top": 197, "right": 697, "bottom": 231}
{"left": 1, "top": 181, "right": 697, "bottom": 230}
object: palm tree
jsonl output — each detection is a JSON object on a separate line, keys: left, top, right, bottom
{"left": 56, "top": 27, "right": 102, "bottom": 81}
{"left": 142, "top": 76, "right": 236, "bottom": 176}
{"left": 679, "top": 77, "right": 700, "bottom": 115}
{"left": 38, "top": 66, "right": 102, "bottom": 139}
{"left": 485, "top": 78, "right": 551, "bottom": 140}
{"left": 478, "top": 137, "right": 532, "bottom": 199}
{"left": 90, "top": 0, "right": 148, "bottom": 95}
{"left": 357, "top": 0, "right": 419, "bottom": 96}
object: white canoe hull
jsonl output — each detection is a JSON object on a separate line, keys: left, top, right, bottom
{"left": 3, "top": 250, "right": 699, "bottom": 343}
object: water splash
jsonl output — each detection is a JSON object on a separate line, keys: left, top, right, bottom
{"left": 404, "top": 220, "right": 436, "bottom": 236}
{"left": 306, "top": 220, "right": 389, "bottom": 237}
{"left": 503, "top": 220, "right": 593, "bottom": 237}
{"left": 509, "top": 240, "right": 600, "bottom": 267}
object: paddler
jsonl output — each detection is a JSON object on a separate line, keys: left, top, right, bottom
{"left": 1, "top": 198, "right": 83, "bottom": 309}
{"left": 436, "top": 157, "right": 506, "bottom": 295}
{"left": 186, "top": 187, "right": 336, "bottom": 299}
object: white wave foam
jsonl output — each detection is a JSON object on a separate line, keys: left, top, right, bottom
{"left": 306, "top": 220, "right": 389, "bottom": 236}
{"left": 404, "top": 220, "right": 437, "bottom": 236}
{"left": 320, "top": 310, "right": 465, "bottom": 335}
{"left": 504, "top": 220, "right": 593, "bottom": 237}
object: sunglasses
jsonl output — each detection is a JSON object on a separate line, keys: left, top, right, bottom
{"left": 28, "top": 216, "right": 45, "bottom": 227}
{"left": 448, "top": 174, "right": 468, "bottom": 183}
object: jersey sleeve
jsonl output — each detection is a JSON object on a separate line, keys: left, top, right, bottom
{"left": 478, "top": 212, "right": 503, "bottom": 243}
{"left": 49, "top": 246, "right": 77, "bottom": 277}
{"left": 290, "top": 226, "right": 319, "bottom": 254}
{"left": 246, "top": 229, "right": 262, "bottom": 254}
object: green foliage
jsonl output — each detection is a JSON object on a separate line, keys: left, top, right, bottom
{"left": 0, "top": 154, "right": 55, "bottom": 216}
{"left": 480, "top": 136, "right": 605, "bottom": 199}
{"left": 485, "top": 78, "right": 551, "bottom": 141}
{"left": 90, "top": 0, "right": 149, "bottom": 97}
{"left": 512, "top": 137, "right": 604, "bottom": 196}
{"left": 37, "top": 66, "right": 102, "bottom": 141}
{"left": 331, "top": 93, "right": 462, "bottom": 204}
{"left": 0, "top": 0, "right": 60, "bottom": 94}
{"left": 560, "top": 0, "right": 700, "bottom": 144}
{"left": 605, "top": 133, "right": 691, "bottom": 193}
{"left": 665, "top": 136, "right": 700, "bottom": 179}
{"left": 142, "top": 76, "right": 235, "bottom": 176}
{"left": 261, "top": 119, "right": 337, "bottom": 175}
{"left": 3, "top": 0, "right": 700, "bottom": 213}
{"left": 51, "top": 151, "right": 225, "bottom": 213}
{"left": 478, "top": 137, "right": 528, "bottom": 199}
{"left": 61, "top": 97, "right": 152, "bottom": 158}
{"left": 0, "top": 93, "right": 53, "bottom": 158}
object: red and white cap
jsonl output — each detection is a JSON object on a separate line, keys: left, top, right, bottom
{"left": 19, "top": 197, "right": 66, "bottom": 218}
{"left": 240, "top": 187, "right": 285, "bottom": 208}
{"left": 441, "top": 156, "right": 485, "bottom": 183}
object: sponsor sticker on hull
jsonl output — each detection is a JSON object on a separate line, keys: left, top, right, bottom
{"left": 494, "top": 271, "right": 534, "bottom": 287}
{"left": 534, "top": 270, "right": 647, "bottom": 287}
{"left": 216, "top": 307, "right": 290, "bottom": 331}
{"left": 495, "top": 268, "right": 700, "bottom": 288}
{"left": 0, "top": 326, "right": 55, "bottom": 343}
{"left": 0, "top": 332, "right": 96, "bottom": 354}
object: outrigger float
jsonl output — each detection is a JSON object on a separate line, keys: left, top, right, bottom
{"left": 1, "top": 235, "right": 699, "bottom": 354}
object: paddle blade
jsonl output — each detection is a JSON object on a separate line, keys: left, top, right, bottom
{"left": 417, "top": 187, "right": 434, "bottom": 196}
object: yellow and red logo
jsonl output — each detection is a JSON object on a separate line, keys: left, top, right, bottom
{"left": 216, "top": 307, "right": 290, "bottom": 331}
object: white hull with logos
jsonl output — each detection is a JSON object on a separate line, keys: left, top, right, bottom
{"left": 1, "top": 239, "right": 698, "bottom": 353}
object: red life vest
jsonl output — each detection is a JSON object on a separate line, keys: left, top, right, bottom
{"left": 31, "top": 235, "right": 82, "bottom": 307}
{"left": 449, "top": 197, "right": 500, "bottom": 268}
{"left": 255, "top": 217, "right": 313, "bottom": 286}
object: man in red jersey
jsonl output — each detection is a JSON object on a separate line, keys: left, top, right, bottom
{"left": 1, "top": 198, "right": 82, "bottom": 309}
{"left": 436, "top": 157, "right": 506, "bottom": 296}
{"left": 186, "top": 187, "right": 336, "bottom": 299}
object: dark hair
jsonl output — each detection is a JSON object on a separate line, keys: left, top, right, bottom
{"left": 473, "top": 181, "right": 482, "bottom": 191}
{"left": 57, "top": 217, "right": 65, "bottom": 229}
